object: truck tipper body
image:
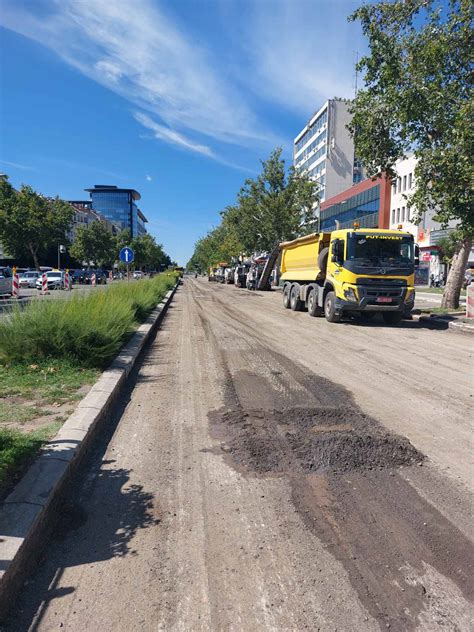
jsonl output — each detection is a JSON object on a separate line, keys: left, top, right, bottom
{"left": 280, "top": 227, "right": 416, "bottom": 324}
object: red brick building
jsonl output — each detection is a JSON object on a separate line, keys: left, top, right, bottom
{"left": 319, "top": 176, "right": 392, "bottom": 232}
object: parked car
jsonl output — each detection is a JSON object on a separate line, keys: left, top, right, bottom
{"left": 0, "top": 267, "right": 12, "bottom": 296}
{"left": 35, "top": 270, "right": 66, "bottom": 291}
{"left": 19, "top": 271, "right": 40, "bottom": 288}
{"left": 133, "top": 271, "right": 143, "bottom": 279}
{"left": 70, "top": 269, "right": 84, "bottom": 285}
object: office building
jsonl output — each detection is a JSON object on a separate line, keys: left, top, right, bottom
{"left": 319, "top": 175, "right": 392, "bottom": 232}
{"left": 293, "top": 99, "right": 357, "bottom": 205}
{"left": 84, "top": 185, "right": 148, "bottom": 237}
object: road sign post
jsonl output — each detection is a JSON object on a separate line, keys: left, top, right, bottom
{"left": 119, "top": 247, "right": 135, "bottom": 283}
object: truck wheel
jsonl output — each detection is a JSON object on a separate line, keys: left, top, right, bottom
{"left": 324, "top": 291, "right": 341, "bottom": 323}
{"left": 283, "top": 284, "right": 291, "bottom": 309}
{"left": 307, "top": 288, "right": 323, "bottom": 317}
{"left": 382, "top": 311, "right": 403, "bottom": 325}
{"left": 290, "top": 284, "right": 304, "bottom": 311}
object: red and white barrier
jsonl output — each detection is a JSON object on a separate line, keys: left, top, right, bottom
{"left": 467, "top": 282, "right": 474, "bottom": 319}
{"left": 91, "top": 272, "right": 96, "bottom": 287}
{"left": 41, "top": 272, "right": 49, "bottom": 295}
{"left": 11, "top": 268, "right": 20, "bottom": 299}
{"left": 64, "top": 270, "right": 71, "bottom": 291}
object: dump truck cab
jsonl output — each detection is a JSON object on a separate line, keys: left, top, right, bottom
{"left": 280, "top": 227, "right": 416, "bottom": 324}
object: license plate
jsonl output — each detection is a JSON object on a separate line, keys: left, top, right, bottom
{"left": 376, "top": 296, "right": 392, "bottom": 303}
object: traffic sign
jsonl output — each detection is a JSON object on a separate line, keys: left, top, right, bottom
{"left": 119, "top": 246, "right": 135, "bottom": 264}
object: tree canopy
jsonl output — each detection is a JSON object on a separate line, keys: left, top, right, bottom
{"left": 187, "top": 148, "right": 319, "bottom": 271}
{"left": 349, "top": 0, "right": 473, "bottom": 307}
{"left": 0, "top": 176, "right": 73, "bottom": 270}
{"left": 70, "top": 220, "right": 117, "bottom": 268}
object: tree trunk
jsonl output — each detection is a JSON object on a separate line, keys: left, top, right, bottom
{"left": 440, "top": 235, "right": 472, "bottom": 309}
{"left": 29, "top": 244, "right": 40, "bottom": 271}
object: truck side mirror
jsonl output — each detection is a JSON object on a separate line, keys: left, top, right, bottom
{"left": 414, "top": 244, "right": 420, "bottom": 267}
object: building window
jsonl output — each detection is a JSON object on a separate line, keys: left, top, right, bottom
{"left": 392, "top": 181, "right": 396, "bottom": 194}
{"left": 407, "top": 207, "right": 411, "bottom": 221}
{"left": 397, "top": 177, "right": 402, "bottom": 193}
{"left": 391, "top": 209, "right": 395, "bottom": 224}
{"left": 396, "top": 208, "right": 400, "bottom": 223}
{"left": 408, "top": 172, "right": 413, "bottom": 189}
{"left": 403, "top": 175, "right": 407, "bottom": 191}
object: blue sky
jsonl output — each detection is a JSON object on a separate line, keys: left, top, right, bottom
{"left": 0, "top": 0, "right": 365, "bottom": 265}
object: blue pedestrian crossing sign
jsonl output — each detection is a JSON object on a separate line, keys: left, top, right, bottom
{"left": 119, "top": 246, "right": 135, "bottom": 264}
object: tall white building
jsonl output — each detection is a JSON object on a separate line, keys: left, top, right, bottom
{"left": 293, "top": 99, "right": 357, "bottom": 204}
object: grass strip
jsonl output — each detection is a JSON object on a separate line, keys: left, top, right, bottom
{"left": 0, "top": 273, "right": 176, "bottom": 368}
{"left": 0, "top": 422, "right": 62, "bottom": 496}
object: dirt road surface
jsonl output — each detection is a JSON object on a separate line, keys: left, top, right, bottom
{"left": 7, "top": 279, "right": 473, "bottom": 631}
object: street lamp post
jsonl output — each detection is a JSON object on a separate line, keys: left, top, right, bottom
{"left": 58, "top": 244, "right": 66, "bottom": 270}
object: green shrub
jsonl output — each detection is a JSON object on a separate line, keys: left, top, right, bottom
{"left": 0, "top": 273, "right": 176, "bottom": 368}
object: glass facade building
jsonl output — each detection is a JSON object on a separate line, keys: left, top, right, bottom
{"left": 320, "top": 185, "right": 380, "bottom": 231}
{"left": 319, "top": 176, "right": 392, "bottom": 233}
{"left": 85, "top": 185, "right": 148, "bottom": 237}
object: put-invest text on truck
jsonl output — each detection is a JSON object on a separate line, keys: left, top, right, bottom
{"left": 280, "top": 227, "right": 417, "bottom": 325}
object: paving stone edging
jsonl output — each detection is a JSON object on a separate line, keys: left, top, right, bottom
{"left": 411, "top": 313, "right": 474, "bottom": 333}
{"left": 0, "top": 281, "right": 179, "bottom": 621}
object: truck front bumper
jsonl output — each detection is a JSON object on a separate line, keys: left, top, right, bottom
{"left": 335, "top": 286, "right": 415, "bottom": 313}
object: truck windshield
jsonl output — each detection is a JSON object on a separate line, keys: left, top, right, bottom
{"left": 347, "top": 234, "right": 414, "bottom": 268}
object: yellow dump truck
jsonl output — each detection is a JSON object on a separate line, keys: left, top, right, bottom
{"left": 280, "top": 227, "right": 417, "bottom": 324}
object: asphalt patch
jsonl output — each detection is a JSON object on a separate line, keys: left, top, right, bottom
{"left": 209, "top": 406, "right": 423, "bottom": 476}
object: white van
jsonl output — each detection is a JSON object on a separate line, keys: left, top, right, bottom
{"left": 0, "top": 267, "right": 12, "bottom": 296}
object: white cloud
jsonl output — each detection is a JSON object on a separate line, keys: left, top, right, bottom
{"left": 0, "top": 159, "right": 34, "bottom": 171}
{"left": 134, "top": 112, "right": 254, "bottom": 173}
{"left": 0, "top": 0, "right": 272, "bottom": 151}
{"left": 146, "top": 175, "right": 152, "bottom": 182}
{"left": 0, "top": 0, "right": 364, "bottom": 163}
{"left": 230, "top": 0, "right": 363, "bottom": 116}
{"left": 134, "top": 112, "right": 215, "bottom": 157}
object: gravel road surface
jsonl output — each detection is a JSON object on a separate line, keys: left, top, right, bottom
{"left": 7, "top": 278, "right": 473, "bottom": 631}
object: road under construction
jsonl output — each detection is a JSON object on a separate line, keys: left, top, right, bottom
{"left": 8, "top": 278, "right": 473, "bottom": 631}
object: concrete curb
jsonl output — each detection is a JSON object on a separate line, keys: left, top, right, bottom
{"left": 0, "top": 281, "right": 179, "bottom": 620}
{"left": 412, "top": 313, "right": 474, "bottom": 333}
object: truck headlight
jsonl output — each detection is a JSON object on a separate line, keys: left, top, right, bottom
{"left": 344, "top": 287, "right": 357, "bottom": 302}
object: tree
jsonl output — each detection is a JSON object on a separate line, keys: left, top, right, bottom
{"left": 187, "top": 147, "right": 319, "bottom": 271}
{"left": 115, "top": 229, "right": 132, "bottom": 253}
{"left": 223, "top": 148, "right": 319, "bottom": 253}
{"left": 70, "top": 220, "right": 117, "bottom": 268}
{"left": 348, "top": 0, "right": 473, "bottom": 308}
{"left": 187, "top": 224, "right": 243, "bottom": 272}
{"left": 130, "top": 233, "right": 171, "bottom": 270}
{"left": 0, "top": 177, "right": 73, "bottom": 270}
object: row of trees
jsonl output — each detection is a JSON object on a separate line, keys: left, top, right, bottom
{"left": 187, "top": 148, "right": 319, "bottom": 272}
{"left": 0, "top": 175, "right": 172, "bottom": 270}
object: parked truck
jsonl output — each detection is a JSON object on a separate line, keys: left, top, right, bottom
{"left": 280, "top": 227, "right": 417, "bottom": 324}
